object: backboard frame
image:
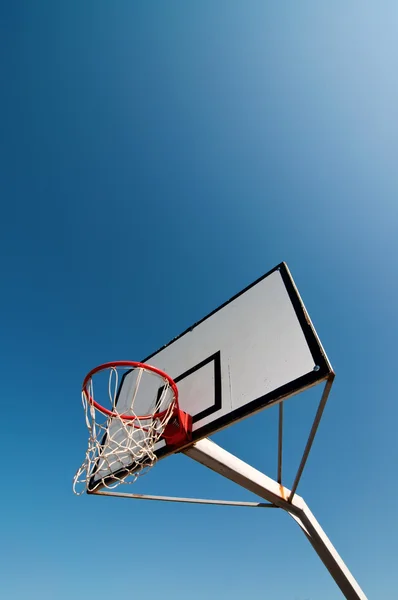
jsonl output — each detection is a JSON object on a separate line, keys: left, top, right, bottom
{"left": 88, "top": 262, "right": 332, "bottom": 492}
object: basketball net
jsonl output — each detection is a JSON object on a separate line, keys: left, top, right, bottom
{"left": 73, "top": 363, "right": 182, "bottom": 495}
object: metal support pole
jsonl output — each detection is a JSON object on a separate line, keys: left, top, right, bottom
{"left": 93, "top": 490, "right": 276, "bottom": 508}
{"left": 184, "top": 438, "right": 367, "bottom": 600}
{"left": 289, "top": 373, "right": 335, "bottom": 500}
{"left": 277, "top": 401, "right": 284, "bottom": 484}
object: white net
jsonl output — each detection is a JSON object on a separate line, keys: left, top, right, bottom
{"left": 73, "top": 364, "right": 177, "bottom": 495}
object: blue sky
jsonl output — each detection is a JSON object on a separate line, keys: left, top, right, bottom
{"left": 1, "top": 1, "right": 398, "bottom": 598}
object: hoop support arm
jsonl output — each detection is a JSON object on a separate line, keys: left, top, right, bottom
{"left": 184, "top": 438, "right": 367, "bottom": 600}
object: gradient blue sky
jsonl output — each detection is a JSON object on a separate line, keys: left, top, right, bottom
{"left": 1, "top": 2, "right": 398, "bottom": 598}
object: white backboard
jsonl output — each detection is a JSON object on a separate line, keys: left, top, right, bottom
{"left": 89, "top": 262, "right": 331, "bottom": 490}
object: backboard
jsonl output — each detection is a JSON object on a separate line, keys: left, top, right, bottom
{"left": 88, "top": 262, "right": 331, "bottom": 491}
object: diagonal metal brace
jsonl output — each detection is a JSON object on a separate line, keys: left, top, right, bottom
{"left": 93, "top": 490, "right": 276, "bottom": 508}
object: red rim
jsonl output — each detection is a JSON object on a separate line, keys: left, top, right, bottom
{"left": 82, "top": 361, "right": 179, "bottom": 421}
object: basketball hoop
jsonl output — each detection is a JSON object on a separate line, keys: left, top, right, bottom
{"left": 73, "top": 361, "right": 192, "bottom": 495}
